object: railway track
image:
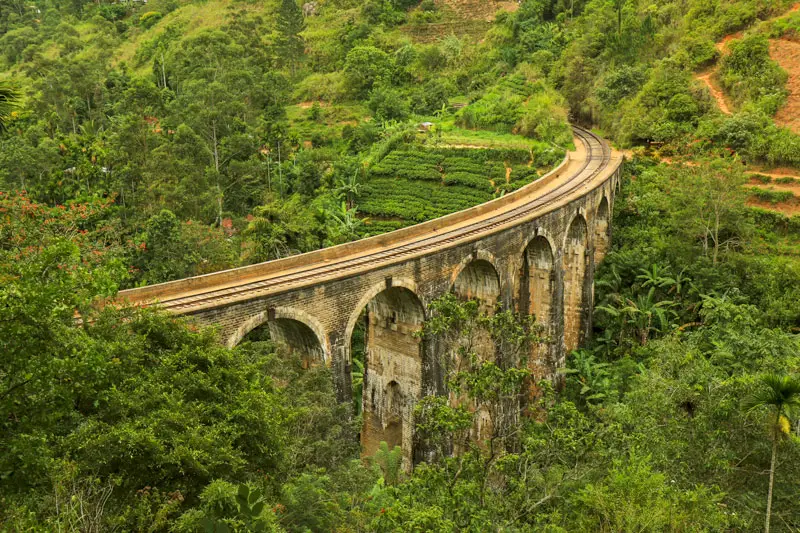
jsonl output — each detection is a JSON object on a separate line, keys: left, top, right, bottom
{"left": 118, "top": 126, "right": 619, "bottom": 314}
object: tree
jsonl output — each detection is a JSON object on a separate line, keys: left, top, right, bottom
{"left": 343, "top": 46, "right": 391, "bottom": 98}
{"left": 0, "top": 81, "right": 20, "bottom": 132}
{"left": 672, "top": 160, "right": 750, "bottom": 264}
{"left": 276, "top": 0, "right": 305, "bottom": 75}
{"left": 745, "top": 374, "right": 800, "bottom": 533}
{"left": 416, "top": 295, "right": 540, "bottom": 465}
{"left": 134, "top": 209, "right": 196, "bottom": 284}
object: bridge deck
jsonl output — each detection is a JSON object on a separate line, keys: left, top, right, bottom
{"left": 118, "top": 127, "right": 623, "bottom": 314}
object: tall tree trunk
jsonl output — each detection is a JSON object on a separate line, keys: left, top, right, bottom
{"left": 212, "top": 122, "right": 223, "bottom": 225}
{"left": 765, "top": 408, "right": 781, "bottom": 533}
{"left": 160, "top": 51, "right": 167, "bottom": 89}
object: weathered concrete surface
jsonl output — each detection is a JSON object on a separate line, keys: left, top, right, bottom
{"left": 117, "top": 128, "right": 622, "bottom": 465}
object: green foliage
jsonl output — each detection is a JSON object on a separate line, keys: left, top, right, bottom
{"left": 344, "top": 46, "right": 392, "bottom": 98}
{"left": 373, "top": 442, "right": 403, "bottom": 486}
{"left": 719, "top": 34, "right": 788, "bottom": 114}
{"left": 748, "top": 187, "right": 795, "bottom": 204}
{"left": 139, "top": 11, "right": 163, "bottom": 29}
{"left": 241, "top": 195, "right": 325, "bottom": 263}
{"left": 5, "top": 0, "right": 800, "bottom": 529}
{"left": 0, "top": 82, "right": 20, "bottom": 132}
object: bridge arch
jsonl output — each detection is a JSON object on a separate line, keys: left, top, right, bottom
{"left": 594, "top": 196, "right": 611, "bottom": 264}
{"left": 563, "top": 213, "right": 590, "bottom": 354}
{"left": 347, "top": 279, "right": 426, "bottom": 465}
{"left": 451, "top": 253, "right": 501, "bottom": 312}
{"left": 344, "top": 278, "right": 422, "bottom": 351}
{"left": 518, "top": 233, "right": 557, "bottom": 382}
{"left": 226, "top": 306, "right": 330, "bottom": 364}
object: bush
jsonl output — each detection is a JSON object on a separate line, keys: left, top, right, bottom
{"left": 515, "top": 92, "right": 571, "bottom": 145}
{"left": 750, "top": 173, "right": 772, "bottom": 184}
{"left": 457, "top": 93, "right": 524, "bottom": 132}
{"left": 139, "top": 11, "right": 163, "bottom": 29}
{"left": 443, "top": 172, "right": 495, "bottom": 192}
{"left": 596, "top": 65, "right": 648, "bottom": 109}
{"left": 97, "top": 3, "right": 128, "bottom": 21}
{"left": 748, "top": 187, "right": 795, "bottom": 204}
{"left": 719, "top": 34, "right": 788, "bottom": 113}
{"left": 767, "top": 128, "right": 800, "bottom": 167}
{"left": 293, "top": 72, "right": 347, "bottom": 103}
{"left": 368, "top": 86, "right": 410, "bottom": 122}
{"left": 344, "top": 46, "right": 392, "bottom": 98}
{"left": 679, "top": 34, "right": 718, "bottom": 69}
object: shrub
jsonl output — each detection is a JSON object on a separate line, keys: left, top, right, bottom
{"left": 596, "top": 65, "right": 648, "bottom": 108}
{"left": 344, "top": 46, "right": 392, "bottom": 98}
{"left": 767, "top": 128, "right": 800, "bottom": 167}
{"left": 719, "top": 34, "right": 788, "bottom": 113}
{"left": 748, "top": 187, "right": 795, "bottom": 204}
{"left": 679, "top": 34, "right": 718, "bottom": 69}
{"left": 443, "top": 172, "right": 495, "bottom": 192}
{"left": 139, "top": 11, "right": 163, "bottom": 29}
{"left": 368, "top": 86, "right": 410, "bottom": 122}
{"left": 293, "top": 72, "right": 347, "bottom": 103}
{"left": 515, "top": 92, "right": 571, "bottom": 145}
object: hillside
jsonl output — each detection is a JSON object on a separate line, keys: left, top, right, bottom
{"left": 0, "top": 0, "right": 571, "bottom": 285}
{"left": 4, "top": 0, "right": 800, "bottom": 531}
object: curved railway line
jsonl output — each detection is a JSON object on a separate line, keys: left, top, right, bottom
{"left": 118, "top": 126, "right": 622, "bottom": 315}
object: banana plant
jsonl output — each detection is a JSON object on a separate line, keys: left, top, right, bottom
{"left": 636, "top": 264, "right": 676, "bottom": 291}
{"left": 561, "top": 349, "right": 611, "bottom": 404}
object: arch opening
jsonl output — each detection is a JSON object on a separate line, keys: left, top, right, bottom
{"left": 241, "top": 317, "right": 325, "bottom": 368}
{"left": 452, "top": 259, "right": 501, "bottom": 312}
{"left": 520, "top": 235, "right": 555, "bottom": 378}
{"left": 451, "top": 258, "right": 503, "bottom": 445}
{"left": 594, "top": 197, "right": 610, "bottom": 264}
{"left": 563, "top": 216, "right": 589, "bottom": 354}
{"left": 354, "top": 286, "right": 426, "bottom": 465}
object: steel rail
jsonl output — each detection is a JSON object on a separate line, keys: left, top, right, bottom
{"left": 119, "top": 126, "right": 617, "bottom": 314}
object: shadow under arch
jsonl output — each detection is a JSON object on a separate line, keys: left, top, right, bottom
{"left": 563, "top": 213, "right": 589, "bottom": 354}
{"left": 227, "top": 307, "right": 330, "bottom": 365}
{"left": 347, "top": 281, "right": 426, "bottom": 467}
{"left": 594, "top": 196, "right": 611, "bottom": 264}
{"left": 451, "top": 257, "right": 501, "bottom": 312}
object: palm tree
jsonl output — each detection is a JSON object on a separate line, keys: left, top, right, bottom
{"left": 745, "top": 374, "right": 800, "bottom": 533}
{"left": 0, "top": 82, "right": 20, "bottom": 133}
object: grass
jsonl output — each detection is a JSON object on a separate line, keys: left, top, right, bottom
{"left": 285, "top": 102, "right": 368, "bottom": 141}
{"left": 426, "top": 122, "right": 539, "bottom": 150}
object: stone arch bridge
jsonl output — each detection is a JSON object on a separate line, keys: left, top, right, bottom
{"left": 118, "top": 127, "right": 623, "bottom": 461}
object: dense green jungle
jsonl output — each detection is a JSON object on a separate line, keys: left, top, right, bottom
{"left": 3, "top": 0, "right": 800, "bottom": 530}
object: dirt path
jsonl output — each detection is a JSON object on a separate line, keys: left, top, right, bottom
{"left": 770, "top": 38, "right": 800, "bottom": 134}
{"left": 696, "top": 71, "right": 732, "bottom": 115}
{"left": 749, "top": 169, "right": 800, "bottom": 180}
{"left": 694, "top": 3, "right": 800, "bottom": 116}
